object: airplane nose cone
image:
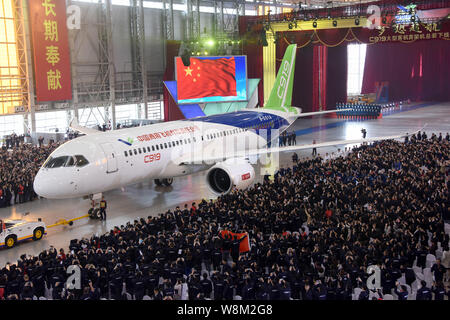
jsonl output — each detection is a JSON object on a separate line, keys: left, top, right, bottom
{"left": 34, "top": 169, "right": 73, "bottom": 199}
{"left": 33, "top": 170, "right": 49, "bottom": 198}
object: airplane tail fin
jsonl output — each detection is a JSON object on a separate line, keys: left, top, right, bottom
{"left": 263, "top": 44, "right": 297, "bottom": 113}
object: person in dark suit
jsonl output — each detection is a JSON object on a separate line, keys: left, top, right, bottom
{"left": 405, "top": 267, "right": 416, "bottom": 286}
{"left": 416, "top": 280, "right": 432, "bottom": 300}
{"left": 431, "top": 281, "right": 447, "bottom": 300}
{"left": 200, "top": 273, "right": 212, "bottom": 298}
{"left": 431, "top": 260, "right": 445, "bottom": 283}
{"left": 302, "top": 283, "right": 313, "bottom": 300}
{"left": 230, "top": 234, "right": 247, "bottom": 263}
{"left": 394, "top": 282, "right": 408, "bottom": 300}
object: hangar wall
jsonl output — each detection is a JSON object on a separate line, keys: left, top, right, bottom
{"left": 72, "top": 3, "right": 219, "bottom": 82}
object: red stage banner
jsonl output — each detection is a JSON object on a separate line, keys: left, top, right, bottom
{"left": 29, "top": 0, "right": 72, "bottom": 102}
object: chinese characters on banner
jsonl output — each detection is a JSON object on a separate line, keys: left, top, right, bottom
{"left": 29, "top": 0, "right": 72, "bottom": 101}
{"left": 368, "top": 22, "right": 450, "bottom": 44}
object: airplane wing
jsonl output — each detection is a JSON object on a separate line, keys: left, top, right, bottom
{"left": 291, "top": 108, "right": 351, "bottom": 118}
{"left": 175, "top": 130, "right": 418, "bottom": 165}
{"left": 69, "top": 118, "right": 100, "bottom": 135}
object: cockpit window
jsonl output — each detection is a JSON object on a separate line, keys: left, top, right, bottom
{"left": 74, "top": 155, "right": 89, "bottom": 167}
{"left": 44, "top": 156, "right": 69, "bottom": 168}
{"left": 65, "top": 156, "right": 75, "bottom": 167}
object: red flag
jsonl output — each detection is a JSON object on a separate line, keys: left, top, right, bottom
{"left": 219, "top": 230, "right": 250, "bottom": 253}
{"left": 176, "top": 57, "right": 237, "bottom": 100}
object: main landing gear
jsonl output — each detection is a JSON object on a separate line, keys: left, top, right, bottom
{"left": 154, "top": 178, "right": 173, "bottom": 186}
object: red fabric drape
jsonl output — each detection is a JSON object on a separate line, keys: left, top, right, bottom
{"left": 315, "top": 28, "right": 351, "bottom": 47}
{"left": 292, "top": 46, "right": 314, "bottom": 113}
{"left": 243, "top": 43, "right": 264, "bottom": 106}
{"left": 326, "top": 45, "right": 348, "bottom": 108}
{"left": 312, "top": 46, "right": 328, "bottom": 111}
{"left": 279, "top": 42, "right": 343, "bottom": 112}
{"left": 312, "top": 46, "right": 320, "bottom": 112}
{"left": 362, "top": 40, "right": 450, "bottom": 101}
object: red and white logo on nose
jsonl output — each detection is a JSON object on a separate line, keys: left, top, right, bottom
{"left": 242, "top": 173, "right": 251, "bottom": 180}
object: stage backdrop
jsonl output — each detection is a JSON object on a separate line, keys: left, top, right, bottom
{"left": 362, "top": 40, "right": 450, "bottom": 101}
{"left": 264, "top": 19, "right": 450, "bottom": 110}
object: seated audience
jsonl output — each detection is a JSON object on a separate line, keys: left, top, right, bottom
{"left": 0, "top": 134, "right": 448, "bottom": 300}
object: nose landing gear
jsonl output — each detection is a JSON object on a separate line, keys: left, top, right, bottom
{"left": 88, "top": 195, "right": 103, "bottom": 219}
{"left": 154, "top": 178, "right": 173, "bottom": 187}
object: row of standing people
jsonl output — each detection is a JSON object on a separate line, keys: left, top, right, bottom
{"left": 279, "top": 131, "right": 297, "bottom": 147}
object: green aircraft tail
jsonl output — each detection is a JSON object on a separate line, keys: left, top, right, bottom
{"left": 263, "top": 44, "right": 298, "bottom": 114}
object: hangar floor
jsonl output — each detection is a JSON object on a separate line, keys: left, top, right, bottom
{"left": 1, "top": 102, "right": 449, "bottom": 266}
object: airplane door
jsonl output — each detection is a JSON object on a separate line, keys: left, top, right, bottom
{"left": 100, "top": 143, "right": 118, "bottom": 173}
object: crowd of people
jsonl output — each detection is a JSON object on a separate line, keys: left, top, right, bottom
{"left": 2, "top": 133, "right": 27, "bottom": 149}
{"left": 0, "top": 139, "right": 60, "bottom": 207}
{"left": 0, "top": 132, "right": 449, "bottom": 300}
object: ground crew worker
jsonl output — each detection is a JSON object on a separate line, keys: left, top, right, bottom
{"left": 99, "top": 198, "right": 107, "bottom": 220}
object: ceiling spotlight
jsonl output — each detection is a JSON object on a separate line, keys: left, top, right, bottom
{"left": 355, "top": 18, "right": 360, "bottom": 26}
{"left": 288, "top": 22, "right": 293, "bottom": 29}
{"left": 313, "top": 21, "right": 318, "bottom": 28}
{"left": 333, "top": 20, "right": 337, "bottom": 27}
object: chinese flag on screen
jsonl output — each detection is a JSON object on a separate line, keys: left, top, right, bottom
{"left": 177, "top": 57, "right": 237, "bottom": 100}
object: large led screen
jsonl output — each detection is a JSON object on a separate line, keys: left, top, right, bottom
{"left": 175, "top": 56, "right": 247, "bottom": 104}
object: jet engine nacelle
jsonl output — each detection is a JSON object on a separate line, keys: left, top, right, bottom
{"left": 206, "top": 158, "right": 255, "bottom": 195}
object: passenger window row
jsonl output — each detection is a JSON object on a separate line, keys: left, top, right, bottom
{"left": 123, "top": 128, "right": 248, "bottom": 157}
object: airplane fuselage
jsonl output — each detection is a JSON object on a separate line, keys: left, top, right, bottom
{"left": 33, "top": 109, "right": 293, "bottom": 199}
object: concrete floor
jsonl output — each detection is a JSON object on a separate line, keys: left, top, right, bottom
{"left": 0, "top": 101, "right": 449, "bottom": 266}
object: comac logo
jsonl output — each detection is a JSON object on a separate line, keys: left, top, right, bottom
{"left": 277, "top": 60, "right": 290, "bottom": 99}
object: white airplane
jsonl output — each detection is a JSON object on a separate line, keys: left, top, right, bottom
{"left": 33, "top": 44, "right": 414, "bottom": 200}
